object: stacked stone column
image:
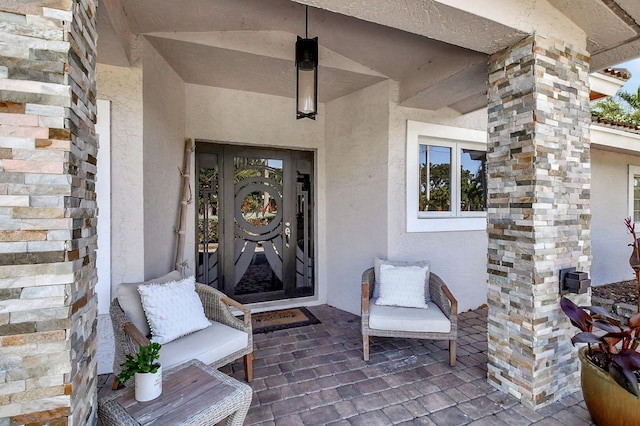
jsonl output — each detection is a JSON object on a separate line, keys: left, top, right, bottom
{"left": 486, "top": 34, "right": 591, "bottom": 409}
{"left": 0, "top": 0, "right": 98, "bottom": 424}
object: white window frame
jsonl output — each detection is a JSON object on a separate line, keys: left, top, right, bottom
{"left": 628, "top": 165, "right": 640, "bottom": 224}
{"left": 407, "top": 120, "right": 487, "bottom": 233}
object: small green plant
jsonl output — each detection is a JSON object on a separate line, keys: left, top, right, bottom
{"left": 118, "top": 342, "right": 161, "bottom": 384}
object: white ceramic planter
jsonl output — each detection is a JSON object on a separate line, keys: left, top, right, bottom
{"left": 134, "top": 364, "right": 162, "bottom": 402}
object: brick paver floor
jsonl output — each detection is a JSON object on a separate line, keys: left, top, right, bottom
{"left": 99, "top": 305, "right": 593, "bottom": 425}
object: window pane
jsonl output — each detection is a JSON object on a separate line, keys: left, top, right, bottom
{"left": 419, "top": 145, "right": 451, "bottom": 212}
{"left": 460, "top": 148, "right": 487, "bottom": 212}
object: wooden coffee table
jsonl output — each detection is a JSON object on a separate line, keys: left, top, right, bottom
{"left": 98, "top": 359, "right": 252, "bottom": 426}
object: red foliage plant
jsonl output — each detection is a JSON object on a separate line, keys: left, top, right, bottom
{"left": 625, "top": 217, "right": 640, "bottom": 265}
{"left": 561, "top": 297, "right": 640, "bottom": 396}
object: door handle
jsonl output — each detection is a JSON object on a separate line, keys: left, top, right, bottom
{"left": 284, "top": 222, "right": 291, "bottom": 247}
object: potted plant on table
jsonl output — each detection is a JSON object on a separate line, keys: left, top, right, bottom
{"left": 117, "top": 342, "right": 162, "bottom": 402}
{"left": 561, "top": 297, "right": 640, "bottom": 425}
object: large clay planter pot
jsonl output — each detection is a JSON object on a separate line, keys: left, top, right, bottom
{"left": 579, "top": 347, "right": 639, "bottom": 425}
{"left": 134, "top": 364, "right": 162, "bottom": 402}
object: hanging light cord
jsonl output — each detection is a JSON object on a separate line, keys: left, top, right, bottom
{"left": 305, "top": 5, "right": 309, "bottom": 38}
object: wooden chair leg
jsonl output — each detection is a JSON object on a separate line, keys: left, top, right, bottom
{"left": 111, "top": 376, "right": 120, "bottom": 390}
{"left": 449, "top": 340, "right": 457, "bottom": 367}
{"left": 363, "top": 334, "right": 369, "bottom": 361}
{"left": 244, "top": 353, "right": 253, "bottom": 382}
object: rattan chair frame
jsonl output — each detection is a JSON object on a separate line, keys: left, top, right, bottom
{"left": 361, "top": 267, "right": 458, "bottom": 366}
{"left": 110, "top": 283, "right": 253, "bottom": 389}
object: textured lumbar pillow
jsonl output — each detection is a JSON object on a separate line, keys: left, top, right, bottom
{"left": 373, "top": 257, "right": 431, "bottom": 302}
{"left": 375, "top": 264, "right": 429, "bottom": 309}
{"left": 116, "top": 270, "right": 184, "bottom": 337}
{"left": 138, "top": 276, "right": 211, "bottom": 344}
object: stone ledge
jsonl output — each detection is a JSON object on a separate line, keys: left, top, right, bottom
{"left": 591, "top": 296, "right": 637, "bottom": 323}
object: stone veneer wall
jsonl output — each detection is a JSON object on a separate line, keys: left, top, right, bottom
{"left": 0, "top": 0, "right": 98, "bottom": 424}
{"left": 486, "top": 34, "right": 591, "bottom": 409}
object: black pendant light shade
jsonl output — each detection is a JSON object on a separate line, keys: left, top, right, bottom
{"left": 296, "top": 7, "right": 318, "bottom": 120}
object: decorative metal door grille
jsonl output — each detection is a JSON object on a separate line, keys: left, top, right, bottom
{"left": 232, "top": 158, "right": 284, "bottom": 295}
{"left": 195, "top": 144, "right": 314, "bottom": 303}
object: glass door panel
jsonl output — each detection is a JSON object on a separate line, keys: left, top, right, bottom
{"left": 196, "top": 153, "right": 220, "bottom": 287}
{"left": 295, "top": 156, "right": 313, "bottom": 296}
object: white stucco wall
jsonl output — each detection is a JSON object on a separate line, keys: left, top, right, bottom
{"left": 95, "top": 99, "right": 111, "bottom": 315}
{"left": 591, "top": 148, "right": 640, "bottom": 286}
{"left": 95, "top": 99, "right": 112, "bottom": 375}
{"left": 388, "top": 82, "right": 489, "bottom": 313}
{"left": 142, "top": 41, "right": 186, "bottom": 279}
{"left": 96, "top": 64, "right": 144, "bottom": 374}
{"left": 184, "top": 85, "right": 327, "bottom": 306}
{"left": 96, "top": 64, "right": 145, "bottom": 289}
{"left": 324, "top": 81, "right": 390, "bottom": 315}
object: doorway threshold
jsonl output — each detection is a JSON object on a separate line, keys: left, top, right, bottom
{"left": 228, "top": 295, "right": 322, "bottom": 316}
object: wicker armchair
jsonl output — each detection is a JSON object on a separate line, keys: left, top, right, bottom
{"left": 110, "top": 283, "right": 253, "bottom": 389}
{"left": 361, "top": 267, "right": 458, "bottom": 366}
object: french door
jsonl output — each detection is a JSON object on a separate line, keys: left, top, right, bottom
{"left": 195, "top": 143, "right": 314, "bottom": 303}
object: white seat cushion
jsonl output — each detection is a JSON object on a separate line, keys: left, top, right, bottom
{"left": 159, "top": 321, "right": 249, "bottom": 371}
{"left": 368, "top": 299, "right": 451, "bottom": 333}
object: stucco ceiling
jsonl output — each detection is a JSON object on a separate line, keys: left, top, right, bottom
{"left": 97, "top": 0, "right": 640, "bottom": 113}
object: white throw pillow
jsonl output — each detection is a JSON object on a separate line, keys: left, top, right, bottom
{"left": 138, "top": 276, "right": 211, "bottom": 344}
{"left": 116, "top": 270, "right": 184, "bottom": 337}
{"left": 375, "top": 264, "right": 429, "bottom": 309}
{"left": 373, "top": 257, "right": 431, "bottom": 301}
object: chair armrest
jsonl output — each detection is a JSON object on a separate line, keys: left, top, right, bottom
{"left": 123, "top": 321, "right": 150, "bottom": 347}
{"left": 110, "top": 298, "right": 148, "bottom": 386}
{"left": 220, "top": 294, "right": 251, "bottom": 328}
{"left": 362, "top": 267, "right": 375, "bottom": 294}
{"left": 362, "top": 268, "right": 375, "bottom": 314}
{"left": 195, "top": 283, "right": 252, "bottom": 335}
{"left": 429, "top": 273, "right": 457, "bottom": 319}
{"left": 441, "top": 285, "right": 458, "bottom": 317}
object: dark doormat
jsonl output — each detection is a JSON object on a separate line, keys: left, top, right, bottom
{"left": 251, "top": 307, "right": 320, "bottom": 334}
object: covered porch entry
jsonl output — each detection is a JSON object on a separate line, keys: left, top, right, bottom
{"left": 94, "top": 0, "right": 638, "bottom": 409}
{"left": 6, "top": 0, "right": 640, "bottom": 424}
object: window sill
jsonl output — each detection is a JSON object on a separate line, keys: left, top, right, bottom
{"left": 407, "top": 216, "right": 487, "bottom": 233}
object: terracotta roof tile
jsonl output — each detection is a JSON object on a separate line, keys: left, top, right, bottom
{"left": 592, "top": 114, "right": 640, "bottom": 134}
{"left": 600, "top": 67, "right": 631, "bottom": 81}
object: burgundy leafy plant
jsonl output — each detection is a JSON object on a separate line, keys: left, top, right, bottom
{"left": 625, "top": 217, "right": 640, "bottom": 265}
{"left": 625, "top": 216, "right": 640, "bottom": 312}
{"left": 560, "top": 297, "right": 640, "bottom": 396}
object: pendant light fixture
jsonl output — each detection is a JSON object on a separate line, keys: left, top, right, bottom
{"left": 296, "top": 6, "right": 318, "bottom": 120}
